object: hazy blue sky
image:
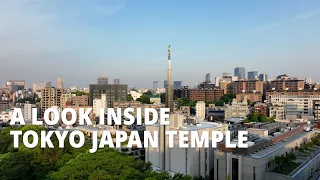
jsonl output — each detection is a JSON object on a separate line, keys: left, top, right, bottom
{"left": 0, "top": 0, "right": 319, "bottom": 88}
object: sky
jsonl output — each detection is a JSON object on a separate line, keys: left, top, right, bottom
{"left": 0, "top": 0, "right": 320, "bottom": 88}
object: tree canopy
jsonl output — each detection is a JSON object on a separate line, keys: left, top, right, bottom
{"left": 0, "top": 125, "right": 192, "bottom": 180}
{"left": 219, "top": 94, "right": 236, "bottom": 104}
{"left": 127, "top": 94, "right": 134, "bottom": 101}
{"left": 136, "top": 94, "right": 151, "bottom": 104}
{"left": 71, "top": 90, "right": 88, "bottom": 96}
{"left": 244, "top": 113, "right": 275, "bottom": 123}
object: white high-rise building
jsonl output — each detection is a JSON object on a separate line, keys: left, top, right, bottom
{"left": 57, "top": 77, "right": 63, "bottom": 89}
{"left": 305, "top": 77, "right": 312, "bottom": 84}
{"left": 23, "top": 103, "right": 38, "bottom": 123}
{"left": 93, "top": 94, "right": 107, "bottom": 117}
{"left": 196, "top": 101, "right": 206, "bottom": 120}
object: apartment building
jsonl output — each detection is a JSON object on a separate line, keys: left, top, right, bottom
{"left": 40, "top": 88, "right": 63, "bottom": 116}
{"left": 236, "top": 93, "right": 262, "bottom": 103}
{"left": 253, "top": 103, "right": 268, "bottom": 116}
{"left": 219, "top": 81, "right": 232, "bottom": 94}
{"left": 215, "top": 75, "right": 238, "bottom": 87}
{"left": 267, "top": 91, "right": 320, "bottom": 120}
{"left": 224, "top": 98, "right": 249, "bottom": 119}
{"left": 232, "top": 80, "right": 263, "bottom": 94}
{"left": 189, "top": 88, "right": 224, "bottom": 102}
{"left": 23, "top": 102, "right": 39, "bottom": 122}
{"left": 196, "top": 101, "right": 206, "bottom": 120}
{"left": 93, "top": 94, "right": 107, "bottom": 117}
{"left": 60, "top": 94, "right": 72, "bottom": 108}
{"left": 174, "top": 86, "right": 190, "bottom": 99}
{"left": 71, "top": 95, "right": 89, "bottom": 106}
{"left": 270, "top": 74, "right": 304, "bottom": 91}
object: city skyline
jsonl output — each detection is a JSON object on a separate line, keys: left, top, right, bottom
{"left": 1, "top": 0, "right": 320, "bottom": 88}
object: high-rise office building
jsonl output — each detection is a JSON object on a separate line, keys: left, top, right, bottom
{"left": 205, "top": 73, "right": 211, "bottom": 83}
{"left": 248, "top": 71, "right": 258, "bottom": 80}
{"left": 97, "top": 76, "right": 108, "bottom": 85}
{"left": 6, "top": 80, "right": 25, "bottom": 93}
{"left": 114, "top": 79, "right": 120, "bottom": 85}
{"left": 164, "top": 80, "right": 167, "bottom": 88}
{"left": 37, "top": 81, "right": 52, "bottom": 90}
{"left": 57, "top": 77, "right": 63, "bottom": 89}
{"left": 258, "top": 73, "right": 268, "bottom": 82}
{"left": 89, "top": 84, "right": 127, "bottom": 107}
{"left": 173, "top": 81, "right": 182, "bottom": 89}
{"left": 32, "top": 84, "right": 38, "bottom": 92}
{"left": 222, "top": 72, "right": 231, "bottom": 77}
{"left": 234, "top": 67, "right": 245, "bottom": 80}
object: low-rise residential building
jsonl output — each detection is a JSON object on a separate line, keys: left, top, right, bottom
{"left": 129, "top": 91, "right": 142, "bottom": 101}
{"left": 225, "top": 98, "right": 249, "bottom": 119}
{"left": 60, "top": 94, "right": 72, "bottom": 108}
{"left": 71, "top": 95, "right": 89, "bottom": 106}
{"left": 207, "top": 105, "right": 225, "bottom": 122}
{"left": 149, "top": 95, "right": 161, "bottom": 105}
{"left": 253, "top": 103, "right": 268, "bottom": 116}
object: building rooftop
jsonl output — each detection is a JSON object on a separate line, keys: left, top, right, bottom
{"left": 248, "top": 131, "right": 310, "bottom": 158}
{"left": 180, "top": 121, "right": 225, "bottom": 131}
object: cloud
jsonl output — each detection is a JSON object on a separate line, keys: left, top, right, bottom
{"left": 290, "top": 9, "right": 320, "bottom": 21}
{"left": 251, "top": 8, "right": 320, "bottom": 33}
{"left": 251, "top": 22, "right": 283, "bottom": 33}
{"left": 96, "top": 4, "right": 125, "bottom": 15}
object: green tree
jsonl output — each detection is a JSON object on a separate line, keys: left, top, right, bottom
{"left": 127, "top": 94, "right": 134, "bottom": 101}
{"left": 220, "top": 94, "right": 236, "bottom": 104}
{"left": 136, "top": 94, "right": 151, "bottom": 104}
{"left": 71, "top": 90, "right": 88, "bottom": 96}
{"left": 250, "top": 113, "right": 259, "bottom": 122}
{"left": 144, "top": 91, "right": 153, "bottom": 96}
{"left": 258, "top": 114, "right": 268, "bottom": 122}
{"left": 160, "top": 93, "right": 166, "bottom": 103}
